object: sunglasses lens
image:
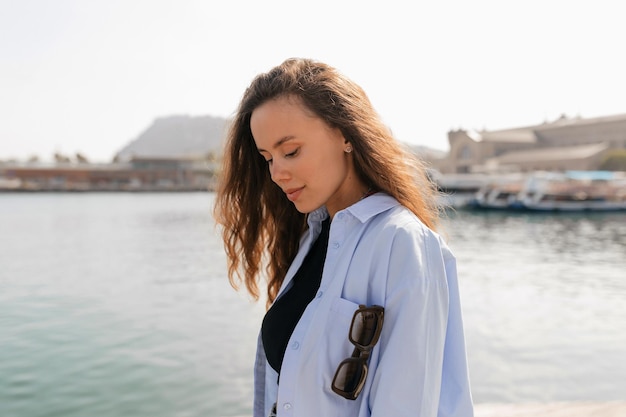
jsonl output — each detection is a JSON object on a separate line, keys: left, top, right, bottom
{"left": 350, "top": 310, "right": 380, "bottom": 347}
{"left": 333, "top": 359, "right": 367, "bottom": 398}
{"left": 332, "top": 305, "right": 384, "bottom": 400}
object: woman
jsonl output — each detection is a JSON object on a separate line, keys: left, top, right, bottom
{"left": 214, "top": 58, "right": 473, "bottom": 417}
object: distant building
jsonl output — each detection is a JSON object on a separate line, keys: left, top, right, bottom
{"left": 0, "top": 156, "right": 218, "bottom": 192}
{"left": 433, "top": 113, "right": 626, "bottom": 173}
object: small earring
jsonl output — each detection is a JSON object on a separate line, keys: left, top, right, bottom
{"left": 345, "top": 145, "right": 353, "bottom": 153}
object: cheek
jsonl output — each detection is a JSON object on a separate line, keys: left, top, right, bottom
{"left": 314, "top": 154, "right": 350, "bottom": 189}
{"left": 299, "top": 138, "right": 349, "bottom": 184}
{"left": 327, "top": 149, "right": 350, "bottom": 175}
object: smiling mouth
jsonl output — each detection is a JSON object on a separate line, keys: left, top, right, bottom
{"left": 284, "top": 187, "right": 304, "bottom": 202}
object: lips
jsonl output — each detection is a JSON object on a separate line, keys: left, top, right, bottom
{"left": 284, "top": 186, "right": 304, "bottom": 202}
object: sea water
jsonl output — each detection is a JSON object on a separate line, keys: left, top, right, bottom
{"left": 1, "top": 192, "right": 624, "bottom": 417}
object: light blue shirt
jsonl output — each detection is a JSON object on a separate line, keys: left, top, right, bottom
{"left": 253, "top": 193, "right": 474, "bottom": 417}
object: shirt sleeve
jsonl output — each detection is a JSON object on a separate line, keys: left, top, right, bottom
{"left": 367, "top": 223, "right": 473, "bottom": 417}
{"left": 253, "top": 332, "right": 267, "bottom": 417}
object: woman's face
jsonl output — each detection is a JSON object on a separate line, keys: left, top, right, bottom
{"left": 250, "top": 96, "right": 364, "bottom": 217}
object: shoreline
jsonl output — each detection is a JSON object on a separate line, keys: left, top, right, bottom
{"left": 474, "top": 401, "right": 626, "bottom": 417}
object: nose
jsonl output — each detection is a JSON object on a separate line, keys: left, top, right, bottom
{"left": 269, "top": 159, "right": 290, "bottom": 184}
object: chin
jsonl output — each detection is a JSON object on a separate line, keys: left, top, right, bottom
{"left": 293, "top": 204, "right": 310, "bottom": 214}
{"left": 293, "top": 202, "right": 323, "bottom": 215}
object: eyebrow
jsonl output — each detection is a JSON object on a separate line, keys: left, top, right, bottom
{"left": 257, "top": 135, "right": 296, "bottom": 153}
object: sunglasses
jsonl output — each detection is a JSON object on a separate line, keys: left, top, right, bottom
{"left": 331, "top": 304, "right": 384, "bottom": 400}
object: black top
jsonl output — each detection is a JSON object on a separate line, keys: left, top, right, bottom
{"left": 261, "top": 218, "right": 331, "bottom": 374}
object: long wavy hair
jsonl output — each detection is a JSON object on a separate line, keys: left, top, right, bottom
{"left": 213, "top": 58, "right": 441, "bottom": 306}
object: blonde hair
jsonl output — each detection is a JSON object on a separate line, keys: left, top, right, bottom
{"left": 214, "top": 58, "right": 441, "bottom": 306}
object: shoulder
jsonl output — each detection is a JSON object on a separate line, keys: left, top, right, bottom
{"left": 371, "top": 204, "right": 450, "bottom": 254}
{"left": 343, "top": 193, "right": 455, "bottom": 267}
{"left": 365, "top": 204, "right": 455, "bottom": 286}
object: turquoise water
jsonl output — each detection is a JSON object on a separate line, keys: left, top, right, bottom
{"left": 1, "top": 193, "right": 625, "bottom": 416}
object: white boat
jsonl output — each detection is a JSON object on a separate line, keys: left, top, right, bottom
{"left": 515, "top": 171, "right": 626, "bottom": 212}
{"left": 466, "top": 173, "right": 527, "bottom": 210}
{"left": 432, "top": 170, "right": 626, "bottom": 211}
{"left": 430, "top": 171, "right": 491, "bottom": 209}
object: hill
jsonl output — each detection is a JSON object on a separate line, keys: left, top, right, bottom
{"left": 114, "top": 115, "right": 229, "bottom": 161}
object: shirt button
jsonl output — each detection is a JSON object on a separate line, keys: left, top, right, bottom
{"left": 316, "top": 290, "right": 323, "bottom": 298}
{"left": 291, "top": 341, "right": 300, "bottom": 350}
{"left": 283, "top": 403, "right": 292, "bottom": 410}
{"left": 337, "top": 213, "right": 345, "bottom": 219}
{"left": 332, "top": 242, "right": 340, "bottom": 249}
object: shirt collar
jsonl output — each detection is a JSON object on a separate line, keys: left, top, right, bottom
{"left": 307, "top": 192, "right": 399, "bottom": 226}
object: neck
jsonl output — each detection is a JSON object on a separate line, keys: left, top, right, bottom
{"left": 359, "top": 187, "right": 374, "bottom": 201}
{"left": 327, "top": 182, "right": 372, "bottom": 219}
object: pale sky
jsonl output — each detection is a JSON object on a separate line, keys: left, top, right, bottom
{"left": 2, "top": 0, "right": 625, "bottom": 162}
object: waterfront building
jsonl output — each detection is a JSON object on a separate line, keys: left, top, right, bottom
{"left": 434, "top": 113, "right": 626, "bottom": 173}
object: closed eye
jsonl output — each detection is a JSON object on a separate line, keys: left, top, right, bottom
{"left": 285, "top": 148, "right": 299, "bottom": 158}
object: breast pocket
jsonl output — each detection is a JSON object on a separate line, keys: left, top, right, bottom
{"left": 316, "top": 297, "right": 360, "bottom": 392}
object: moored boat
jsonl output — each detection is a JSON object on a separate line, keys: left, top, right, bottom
{"left": 433, "top": 170, "right": 626, "bottom": 212}
{"left": 465, "top": 173, "right": 527, "bottom": 210}
{"left": 431, "top": 171, "right": 491, "bottom": 209}
{"left": 516, "top": 171, "right": 626, "bottom": 212}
